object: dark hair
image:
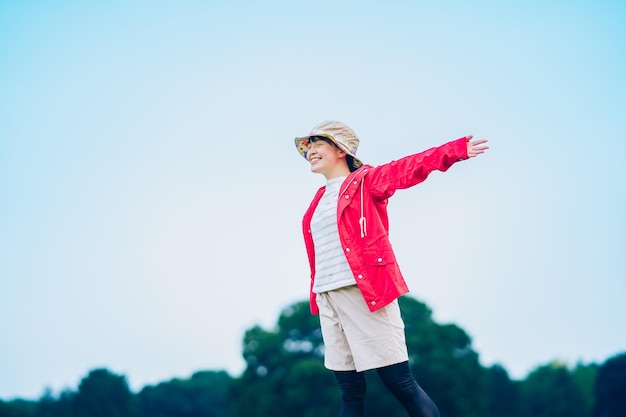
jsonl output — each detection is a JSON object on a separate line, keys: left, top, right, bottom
{"left": 346, "top": 155, "right": 357, "bottom": 172}
{"left": 309, "top": 136, "right": 337, "bottom": 148}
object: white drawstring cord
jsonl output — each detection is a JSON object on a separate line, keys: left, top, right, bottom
{"left": 359, "top": 177, "right": 367, "bottom": 238}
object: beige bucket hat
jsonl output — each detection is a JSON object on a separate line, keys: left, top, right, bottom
{"left": 294, "top": 120, "right": 363, "bottom": 171}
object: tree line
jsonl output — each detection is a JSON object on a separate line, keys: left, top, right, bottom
{"left": 1, "top": 296, "right": 625, "bottom": 417}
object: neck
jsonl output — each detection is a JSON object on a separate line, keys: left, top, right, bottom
{"left": 323, "top": 165, "right": 351, "bottom": 181}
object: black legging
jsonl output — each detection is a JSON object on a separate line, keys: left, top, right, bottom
{"left": 334, "top": 361, "right": 440, "bottom": 417}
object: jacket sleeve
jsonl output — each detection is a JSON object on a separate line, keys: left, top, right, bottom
{"left": 367, "top": 137, "right": 469, "bottom": 199}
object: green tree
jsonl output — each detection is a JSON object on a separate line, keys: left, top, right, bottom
{"left": 230, "top": 301, "right": 337, "bottom": 417}
{"left": 401, "top": 296, "right": 485, "bottom": 417}
{"left": 137, "top": 370, "right": 232, "bottom": 417}
{"left": 521, "top": 361, "right": 587, "bottom": 417}
{"left": 571, "top": 361, "right": 598, "bottom": 416}
{"left": 593, "top": 352, "right": 626, "bottom": 417}
{"left": 0, "top": 399, "right": 36, "bottom": 417}
{"left": 482, "top": 364, "right": 523, "bottom": 417}
{"left": 72, "top": 368, "right": 136, "bottom": 417}
{"left": 36, "top": 388, "right": 74, "bottom": 417}
{"left": 0, "top": 400, "right": 12, "bottom": 417}
{"left": 232, "top": 296, "right": 487, "bottom": 417}
{"left": 280, "top": 358, "right": 338, "bottom": 417}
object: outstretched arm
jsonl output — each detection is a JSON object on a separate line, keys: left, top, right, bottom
{"left": 466, "top": 135, "right": 489, "bottom": 158}
{"left": 367, "top": 137, "right": 469, "bottom": 199}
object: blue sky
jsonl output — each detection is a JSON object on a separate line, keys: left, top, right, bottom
{"left": 1, "top": 0, "right": 625, "bottom": 400}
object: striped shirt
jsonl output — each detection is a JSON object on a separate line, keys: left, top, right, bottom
{"left": 311, "top": 176, "right": 356, "bottom": 293}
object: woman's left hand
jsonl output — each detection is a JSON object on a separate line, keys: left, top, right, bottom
{"left": 466, "top": 135, "right": 489, "bottom": 158}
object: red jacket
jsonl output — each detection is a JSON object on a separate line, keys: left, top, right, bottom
{"left": 302, "top": 137, "right": 469, "bottom": 314}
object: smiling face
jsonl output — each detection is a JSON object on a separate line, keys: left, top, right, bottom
{"left": 306, "top": 137, "right": 351, "bottom": 180}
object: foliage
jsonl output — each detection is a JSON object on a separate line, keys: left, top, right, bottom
{"left": 521, "top": 361, "right": 588, "bottom": 417}
{"left": 400, "top": 296, "right": 485, "bottom": 417}
{"left": 0, "top": 399, "right": 36, "bottom": 417}
{"left": 572, "top": 362, "right": 599, "bottom": 415}
{"left": 232, "top": 296, "right": 487, "bottom": 417}
{"left": 593, "top": 352, "right": 626, "bottom": 417}
{"left": 36, "top": 389, "right": 74, "bottom": 417}
{"left": 1, "top": 296, "right": 623, "bottom": 417}
{"left": 230, "top": 301, "right": 337, "bottom": 417}
{"left": 482, "top": 364, "right": 523, "bottom": 417}
{"left": 138, "top": 370, "right": 231, "bottom": 417}
{"left": 72, "top": 368, "right": 137, "bottom": 417}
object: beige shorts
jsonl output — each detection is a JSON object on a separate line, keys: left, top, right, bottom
{"left": 316, "top": 285, "right": 408, "bottom": 372}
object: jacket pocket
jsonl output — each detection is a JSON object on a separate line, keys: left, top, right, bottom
{"left": 363, "top": 250, "right": 395, "bottom": 266}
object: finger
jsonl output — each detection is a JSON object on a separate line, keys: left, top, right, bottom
{"left": 467, "top": 148, "right": 487, "bottom": 157}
